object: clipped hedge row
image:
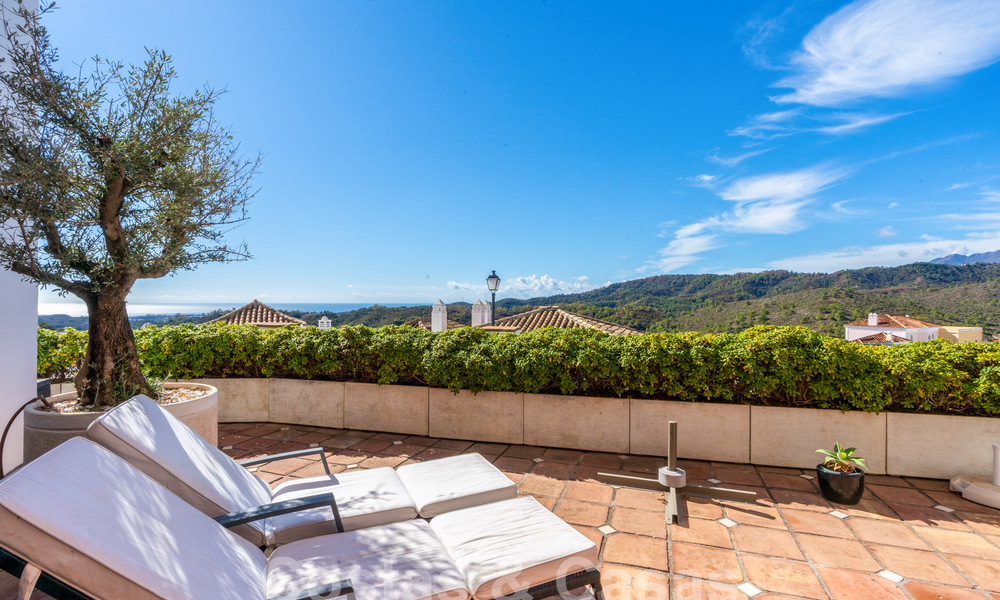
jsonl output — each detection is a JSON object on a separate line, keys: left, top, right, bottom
{"left": 38, "top": 324, "right": 1000, "bottom": 416}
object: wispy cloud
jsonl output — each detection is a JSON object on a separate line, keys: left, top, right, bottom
{"left": 447, "top": 274, "right": 598, "bottom": 298}
{"left": 648, "top": 165, "right": 851, "bottom": 272}
{"left": 877, "top": 226, "right": 897, "bottom": 237}
{"left": 708, "top": 147, "right": 774, "bottom": 167}
{"left": 768, "top": 232, "right": 1000, "bottom": 272}
{"left": 772, "top": 0, "right": 1000, "bottom": 107}
{"left": 815, "top": 112, "right": 908, "bottom": 134}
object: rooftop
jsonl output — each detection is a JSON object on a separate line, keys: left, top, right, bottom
{"left": 207, "top": 299, "right": 307, "bottom": 327}
{"left": 846, "top": 314, "right": 941, "bottom": 329}
{"left": 197, "top": 423, "right": 1000, "bottom": 598}
{"left": 487, "top": 305, "right": 642, "bottom": 336}
{"left": 852, "top": 332, "right": 911, "bottom": 345}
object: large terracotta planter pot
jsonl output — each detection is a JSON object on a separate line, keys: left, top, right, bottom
{"left": 23, "top": 382, "right": 218, "bottom": 463}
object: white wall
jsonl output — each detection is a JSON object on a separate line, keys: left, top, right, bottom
{"left": 1, "top": 0, "right": 40, "bottom": 475}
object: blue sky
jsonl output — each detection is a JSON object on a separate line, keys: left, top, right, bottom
{"left": 38, "top": 0, "right": 1000, "bottom": 311}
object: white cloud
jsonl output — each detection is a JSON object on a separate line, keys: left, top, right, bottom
{"left": 768, "top": 232, "right": 1000, "bottom": 272}
{"left": 877, "top": 226, "right": 897, "bottom": 237}
{"left": 693, "top": 174, "right": 718, "bottom": 183}
{"left": 814, "top": 112, "right": 908, "bottom": 134}
{"left": 888, "top": 202, "right": 900, "bottom": 208}
{"left": 707, "top": 147, "right": 774, "bottom": 167}
{"left": 982, "top": 189, "right": 1000, "bottom": 202}
{"left": 648, "top": 165, "right": 851, "bottom": 272}
{"left": 448, "top": 274, "right": 599, "bottom": 298}
{"left": 773, "top": 0, "right": 1000, "bottom": 107}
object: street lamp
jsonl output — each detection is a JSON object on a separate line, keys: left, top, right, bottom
{"left": 486, "top": 270, "right": 501, "bottom": 325}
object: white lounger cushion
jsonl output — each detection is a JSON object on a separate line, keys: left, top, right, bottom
{"left": 397, "top": 453, "right": 517, "bottom": 517}
{"left": 86, "top": 394, "right": 274, "bottom": 543}
{"left": 268, "top": 468, "right": 418, "bottom": 545}
{"left": 267, "top": 520, "right": 470, "bottom": 600}
{"left": 431, "top": 497, "right": 599, "bottom": 599}
{"left": 0, "top": 438, "right": 266, "bottom": 600}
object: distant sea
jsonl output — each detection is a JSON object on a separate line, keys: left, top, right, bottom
{"left": 38, "top": 302, "right": 423, "bottom": 318}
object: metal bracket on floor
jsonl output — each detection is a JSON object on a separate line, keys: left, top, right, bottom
{"left": 597, "top": 421, "right": 758, "bottom": 526}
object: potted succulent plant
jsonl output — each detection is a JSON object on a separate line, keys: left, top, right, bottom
{"left": 815, "top": 443, "right": 868, "bottom": 505}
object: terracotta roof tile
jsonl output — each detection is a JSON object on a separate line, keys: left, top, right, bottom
{"left": 207, "top": 300, "right": 306, "bottom": 327}
{"left": 846, "top": 314, "right": 941, "bottom": 328}
{"left": 486, "top": 306, "right": 641, "bottom": 335}
{"left": 851, "top": 332, "right": 911, "bottom": 345}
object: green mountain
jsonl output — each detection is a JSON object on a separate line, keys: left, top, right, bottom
{"left": 311, "top": 262, "right": 1000, "bottom": 336}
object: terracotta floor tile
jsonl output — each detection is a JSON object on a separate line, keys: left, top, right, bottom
{"left": 378, "top": 442, "right": 426, "bottom": 457}
{"left": 615, "top": 488, "right": 666, "bottom": 512}
{"left": 292, "top": 461, "right": 344, "bottom": 478}
{"left": 565, "top": 480, "right": 615, "bottom": 505}
{"left": 670, "top": 576, "right": 748, "bottom": 600}
{"left": 219, "top": 433, "right": 253, "bottom": 445}
{"left": 849, "top": 517, "right": 931, "bottom": 550}
{"left": 413, "top": 447, "right": 461, "bottom": 461}
{"left": 433, "top": 439, "right": 474, "bottom": 451}
{"left": 292, "top": 431, "right": 333, "bottom": 444}
{"left": 732, "top": 525, "right": 804, "bottom": 560}
{"left": 525, "top": 493, "right": 557, "bottom": 511}
{"left": 760, "top": 472, "right": 818, "bottom": 493}
{"left": 867, "top": 475, "right": 912, "bottom": 488}
{"left": 493, "top": 456, "right": 535, "bottom": 474}
{"left": 685, "top": 498, "right": 725, "bottom": 521}
{"left": 519, "top": 474, "right": 567, "bottom": 498}
{"left": 949, "top": 555, "right": 1000, "bottom": 592}
{"left": 756, "top": 465, "right": 804, "bottom": 475}
{"left": 222, "top": 447, "right": 252, "bottom": 460}
{"left": 957, "top": 511, "right": 1000, "bottom": 537}
{"left": 256, "top": 457, "right": 313, "bottom": 475}
{"left": 531, "top": 461, "right": 577, "bottom": 479}
{"left": 610, "top": 507, "right": 667, "bottom": 538}
{"left": 926, "top": 490, "right": 1000, "bottom": 514}
{"left": 600, "top": 565, "right": 671, "bottom": 600}
{"left": 543, "top": 448, "right": 585, "bottom": 464}
{"left": 869, "top": 484, "right": 935, "bottom": 507}
{"left": 841, "top": 499, "right": 901, "bottom": 521}
{"left": 622, "top": 456, "right": 665, "bottom": 475}
{"left": 359, "top": 455, "right": 406, "bottom": 469}
{"left": 869, "top": 544, "right": 972, "bottom": 587}
{"left": 398, "top": 435, "right": 434, "bottom": 446}
{"left": 263, "top": 441, "right": 309, "bottom": 454}
{"left": 741, "top": 555, "right": 826, "bottom": 599}
{"left": 904, "top": 477, "right": 953, "bottom": 492}
{"left": 262, "top": 428, "right": 312, "bottom": 441}
{"left": 723, "top": 505, "right": 787, "bottom": 529}
{"left": 771, "top": 489, "right": 833, "bottom": 512}
{"left": 239, "top": 423, "right": 284, "bottom": 437}
{"left": 670, "top": 516, "right": 732, "bottom": 549}
{"left": 904, "top": 581, "right": 991, "bottom": 600}
{"left": 889, "top": 503, "right": 972, "bottom": 531}
{"left": 501, "top": 445, "right": 545, "bottom": 459}
{"left": 233, "top": 437, "right": 281, "bottom": 451}
{"left": 580, "top": 452, "right": 623, "bottom": 470}
{"left": 677, "top": 460, "right": 713, "bottom": 480}
{"left": 712, "top": 466, "right": 764, "bottom": 487}
{"left": 603, "top": 533, "right": 667, "bottom": 571}
{"left": 782, "top": 507, "right": 855, "bottom": 539}
{"left": 325, "top": 450, "right": 368, "bottom": 465}
{"left": 796, "top": 532, "right": 881, "bottom": 571}
{"left": 818, "top": 566, "right": 909, "bottom": 600}
{"left": 467, "top": 442, "right": 508, "bottom": 455}
{"left": 573, "top": 465, "right": 611, "bottom": 482}
{"left": 256, "top": 471, "right": 284, "bottom": 484}
{"left": 321, "top": 435, "right": 366, "bottom": 449}
{"left": 914, "top": 526, "right": 1000, "bottom": 560}
{"left": 670, "top": 543, "right": 742, "bottom": 584}
{"left": 571, "top": 524, "right": 605, "bottom": 548}
{"left": 556, "top": 499, "right": 610, "bottom": 527}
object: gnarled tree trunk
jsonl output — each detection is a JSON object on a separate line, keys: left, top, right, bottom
{"left": 74, "top": 285, "right": 151, "bottom": 408}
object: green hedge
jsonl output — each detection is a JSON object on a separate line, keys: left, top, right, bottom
{"left": 38, "top": 324, "right": 1000, "bottom": 416}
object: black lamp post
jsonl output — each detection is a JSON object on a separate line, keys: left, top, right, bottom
{"left": 486, "top": 270, "right": 501, "bottom": 325}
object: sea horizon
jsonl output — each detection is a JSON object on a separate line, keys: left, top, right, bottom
{"left": 38, "top": 302, "right": 426, "bottom": 318}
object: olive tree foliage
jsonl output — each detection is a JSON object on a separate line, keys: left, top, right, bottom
{"left": 0, "top": 2, "right": 259, "bottom": 406}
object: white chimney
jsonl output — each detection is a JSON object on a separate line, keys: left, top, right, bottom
{"left": 431, "top": 300, "right": 447, "bottom": 332}
{"left": 868, "top": 312, "right": 878, "bottom": 327}
{"left": 471, "top": 300, "right": 490, "bottom": 327}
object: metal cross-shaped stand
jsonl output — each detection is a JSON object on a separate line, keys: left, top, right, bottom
{"left": 597, "top": 421, "right": 758, "bottom": 526}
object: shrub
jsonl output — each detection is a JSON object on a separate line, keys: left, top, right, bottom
{"left": 37, "top": 324, "right": 1000, "bottom": 416}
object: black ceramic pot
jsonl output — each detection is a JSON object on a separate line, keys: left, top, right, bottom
{"left": 816, "top": 463, "right": 865, "bottom": 505}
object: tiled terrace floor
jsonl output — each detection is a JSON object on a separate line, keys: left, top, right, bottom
{"left": 219, "top": 422, "right": 1000, "bottom": 600}
{"left": 4, "top": 421, "right": 1000, "bottom": 600}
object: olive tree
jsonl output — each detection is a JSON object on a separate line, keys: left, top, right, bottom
{"left": 0, "top": 4, "right": 258, "bottom": 407}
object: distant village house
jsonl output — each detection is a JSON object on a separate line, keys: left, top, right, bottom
{"left": 407, "top": 301, "right": 641, "bottom": 335}
{"left": 845, "top": 313, "right": 982, "bottom": 345}
{"left": 207, "top": 299, "right": 306, "bottom": 328}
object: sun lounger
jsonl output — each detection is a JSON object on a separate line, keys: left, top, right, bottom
{"left": 84, "top": 395, "right": 517, "bottom": 546}
{"left": 0, "top": 438, "right": 602, "bottom": 600}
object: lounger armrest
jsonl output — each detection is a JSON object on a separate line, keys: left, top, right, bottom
{"left": 213, "top": 492, "right": 344, "bottom": 532}
{"left": 238, "top": 447, "right": 331, "bottom": 474}
{"left": 270, "top": 578, "right": 355, "bottom": 600}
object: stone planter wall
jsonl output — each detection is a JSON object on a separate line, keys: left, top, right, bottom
{"left": 26, "top": 383, "right": 218, "bottom": 462}
{"left": 196, "top": 378, "right": 1000, "bottom": 479}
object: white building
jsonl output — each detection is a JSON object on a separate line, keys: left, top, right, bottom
{"left": 845, "top": 313, "right": 940, "bottom": 343}
{"left": 318, "top": 316, "right": 332, "bottom": 329}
